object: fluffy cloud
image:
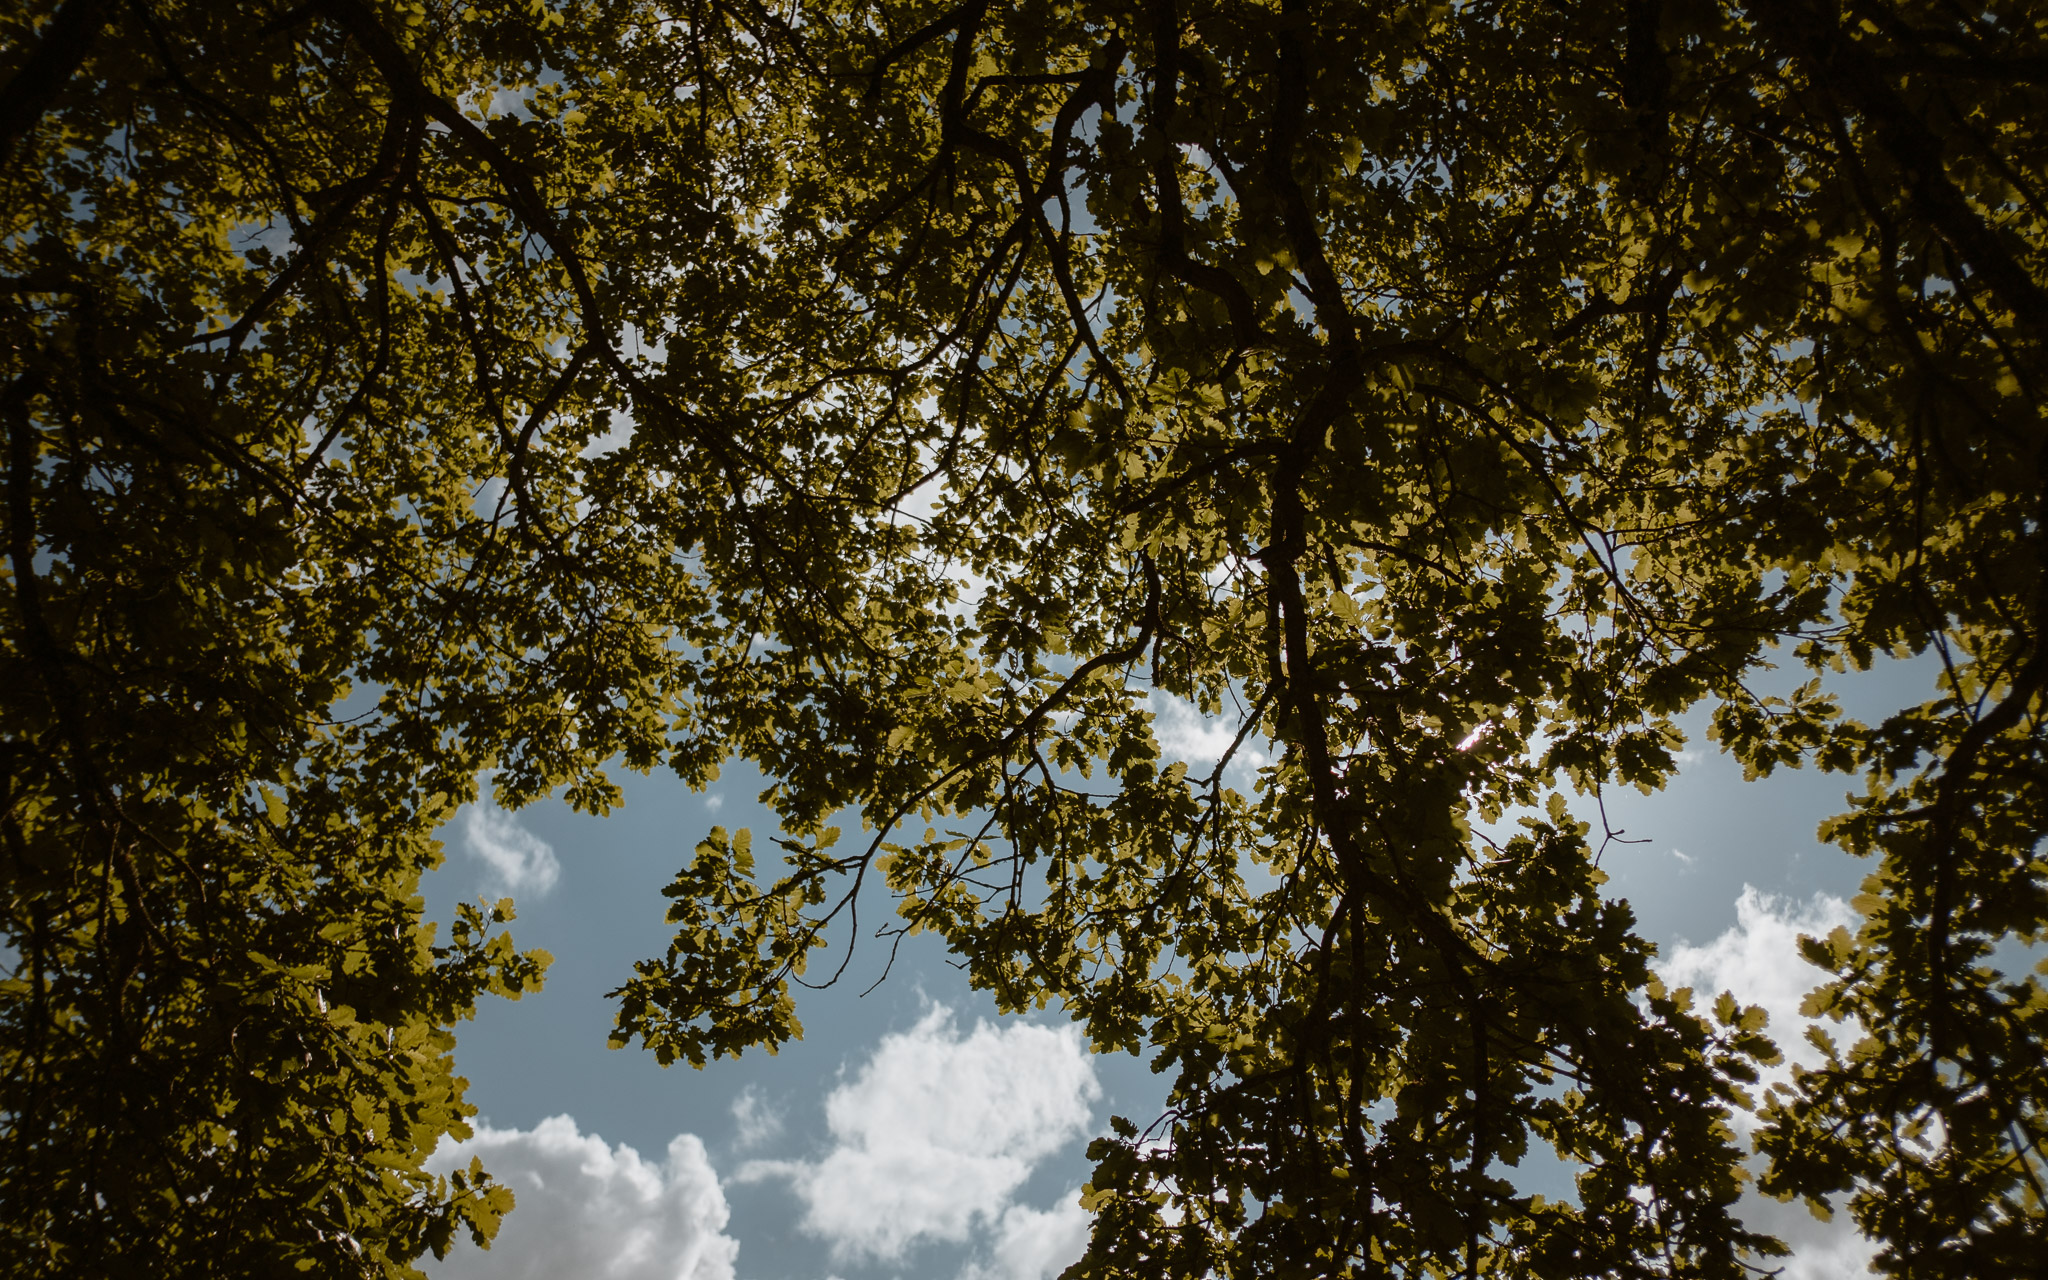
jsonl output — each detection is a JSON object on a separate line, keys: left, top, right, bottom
{"left": 582, "top": 407, "right": 638, "bottom": 458}
{"left": 960, "top": 1195, "right": 1095, "bottom": 1280}
{"left": 742, "top": 1006, "right": 1101, "bottom": 1262}
{"left": 1659, "top": 886, "right": 1874, "bottom": 1280}
{"left": 1662, "top": 887, "right": 1857, "bottom": 1077}
{"left": 728, "top": 1085, "right": 782, "bottom": 1153}
{"left": 424, "top": 1115, "right": 738, "bottom": 1280}
{"left": 1149, "top": 691, "right": 1268, "bottom": 776}
{"left": 462, "top": 793, "right": 560, "bottom": 900}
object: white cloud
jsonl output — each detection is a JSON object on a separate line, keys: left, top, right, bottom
{"left": 960, "top": 1194, "right": 1094, "bottom": 1280}
{"left": 582, "top": 408, "right": 638, "bottom": 458}
{"left": 742, "top": 1006, "right": 1101, "bottom": 1262}
{"left": 1661, "top": 886, "right": 1858, "bottom": 1086}
{"left": 729, "top": 1086, "right": 782, "bottom": 1153}
{"left": 1149, "top": 691, "right": 1268, "bottom": 775}
{"left": 463, "top": 793, "right": 560, "bottom": 900}
{"left": 1659, "top": 886, "right": 1874, "bottom": 1280}
{"left": 424, "top": 1115, "right": 738, "bottom": 1280}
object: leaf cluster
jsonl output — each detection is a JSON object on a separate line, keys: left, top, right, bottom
{"left": 4, "top": 0, "right": 2044, "bottom": 1276}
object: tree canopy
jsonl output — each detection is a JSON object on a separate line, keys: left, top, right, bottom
{"left": 2, "top": 0, "right": 2042, "bottom": 1276}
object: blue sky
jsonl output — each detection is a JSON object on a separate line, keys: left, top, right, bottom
{"left": 416, "top": 655, "right": 1942, "bottom": 1280}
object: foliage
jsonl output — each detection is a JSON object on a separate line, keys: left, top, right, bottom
{"left": 3, "top": 0, "right": 2043, "bottom": 1277}
{"left": 0, "top": 0, "right": 752, "bottom": 1271}
{"left": 614, "top": 1, "right": 2048, "bottom": 1276}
